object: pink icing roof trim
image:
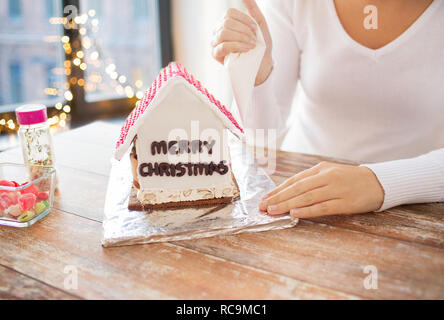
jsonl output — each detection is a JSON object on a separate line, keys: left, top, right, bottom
{"left": 115, "top": 62, "right": 244, "bottom": 151}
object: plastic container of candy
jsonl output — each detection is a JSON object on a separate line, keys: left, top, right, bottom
{"left": 0, "top": 163, "right": 56, "bottom": 228}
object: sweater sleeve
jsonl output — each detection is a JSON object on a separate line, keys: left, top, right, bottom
{"left": 245, "top": 0, "right": 301, "bottom": 140}
{"left": 361, "top": 148, "right": 444, "bottom": 211}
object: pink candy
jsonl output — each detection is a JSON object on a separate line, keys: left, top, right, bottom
{"left": 18, "top": 193, "right": 37, "bottom": 212}
{"left": 0, "top": 193, "right": 16, "bottom": 210}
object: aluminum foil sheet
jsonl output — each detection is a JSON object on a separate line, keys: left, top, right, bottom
{"left": 102, "top": 141, "right": 298, "bottom": 247}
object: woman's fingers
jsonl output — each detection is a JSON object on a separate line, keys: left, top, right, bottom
{"left": 212, "top": 41, "right": 255, "bottom": 64}
{"left": 221, "top": 17, "right": 257, "bottom": 39}
{"left": 211, "top": 4, "right": 273, "bottom": 83}
{"left": 243, "top": 0, "right": 265, "bottom": 27}
{"left": 290, "top": 199, "right": 343, "bottom": 219}
{"left": 259, "top": 174, "right": 327, "bottom": 211}
{"left": 258, "top": 162, "right": 385, "bottom": 219}
{"left": 225, "top": 7, "right": 258, "bottom": 34}
{"left": 267, "top": 186, "right": 335, "bottom": 216}
{"left": 211, "top": 28, "right": 256, "bottom": 48}
{"left": 211, "top": 8, "right": 258, "bottom": 65}
{"left": 242, "top": 0, "right": 271, "bottom": 41}
{"left": 262, "top": 164, "right": 323, "bottom": 200}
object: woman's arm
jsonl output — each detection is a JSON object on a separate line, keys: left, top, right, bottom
{"left": 259, "top": 148, "right": 444, "bottom": 218}
{"left": 211, "top": 0, "right": 300, "bottom": 140}
{"left": 362, "top": 148, "right": 444, "bottom": 211}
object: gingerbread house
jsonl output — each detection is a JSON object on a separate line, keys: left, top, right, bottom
{"left": 115, "top": 62, "right": 243, "bottom": 210}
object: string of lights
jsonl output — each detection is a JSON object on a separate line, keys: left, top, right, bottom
{"left": 0, "top": 9, "right": 143, "bottom": 133}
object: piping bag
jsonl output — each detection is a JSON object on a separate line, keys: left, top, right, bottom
{"left": 225, "top": 20, "right": 267, "bottom": 129}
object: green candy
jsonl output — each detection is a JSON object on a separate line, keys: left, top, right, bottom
{"left": 35, "top": 202, "right": 47, "bottom": 215}
{"left": 42, "top": 200, "right": 50, "bottom": 208}
{"left": 18, "top": 211, "right": 35, "bottom": 222}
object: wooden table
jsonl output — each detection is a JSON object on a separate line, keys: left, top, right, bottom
{"left": 0, "top": 122, "right": 443, "bottom": 300}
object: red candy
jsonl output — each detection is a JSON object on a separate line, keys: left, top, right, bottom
{"left": 20, "top": 184, "right": 39, "bottom": 197}
{"left": 0, "top": 180, "right": 15, "bottom": 187}
{"left": 18, "top": 193, "right": 37, "bottom": 211}
{"left": 38, "top": 192, "right": 49, "bottom": 200}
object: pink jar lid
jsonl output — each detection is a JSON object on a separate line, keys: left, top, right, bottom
{"left": 15, "top": 105, "right": 48, "bottom": 125}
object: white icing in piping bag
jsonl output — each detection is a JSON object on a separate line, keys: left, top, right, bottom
{"left": 225, "top": 19, "right": 266, "bottom": 130}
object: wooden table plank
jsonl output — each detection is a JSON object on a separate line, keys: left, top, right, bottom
{"left": 310, "top": 207, "right": 444, "bottom": 249}
{"left": 0, "top": 209, "right": 357, "bottom": 300}
{"left": 0, "top": 137, "right": 113, "bottom": 176}
{"left": 52, "top": 166, "right": 108, "bottom": 222}
{"left": 0, "top": 265, "right": 78, "bottom": 300}
{"left": 58, "top": 122, "right": 120, "bottom": 149}
{"left": 175, "top": 220, "right": 444, "bottom": 299}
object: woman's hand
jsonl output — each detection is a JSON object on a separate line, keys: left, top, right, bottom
{"left": 259, "top": 162, "right": 385, "bottom": 218}
{"left": 211, "top": 0, "right": 274, "bottom": 86}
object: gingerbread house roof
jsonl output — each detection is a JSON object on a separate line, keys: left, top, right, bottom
{"left": 114, "top": 62, "right": 244, "bottom": 160}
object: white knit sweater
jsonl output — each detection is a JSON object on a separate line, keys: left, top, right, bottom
{"left": 247, "top": 0, "right": 444, "bottom": 211}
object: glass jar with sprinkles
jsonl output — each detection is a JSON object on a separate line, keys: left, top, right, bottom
{"left": 15, "top": 105, "right": 56, "bottom": 183}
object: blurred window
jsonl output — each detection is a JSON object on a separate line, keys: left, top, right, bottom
{"left": 46, "top": 0, "right": 55, "bottom": 18}
{"left": 8, "top": 0, "right": 22, "bottom": 20}
{"left": 9, "top": 63, "right": 23, "bottom": 104}
{"left": 134, "top": 0, "right": 148, "bottom": 20}
{"left": 0, "top": 0, "right": 170, "bottom": 130}
{"left": 0, "top": 0, "right": 65, "bottom": 113}
{"left": 80, "top": 0, "right": 161, "bottom": 103}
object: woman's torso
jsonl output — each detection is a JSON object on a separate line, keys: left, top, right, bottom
{"left": 281, "top": 0, "right": 444, "bottom": 162}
